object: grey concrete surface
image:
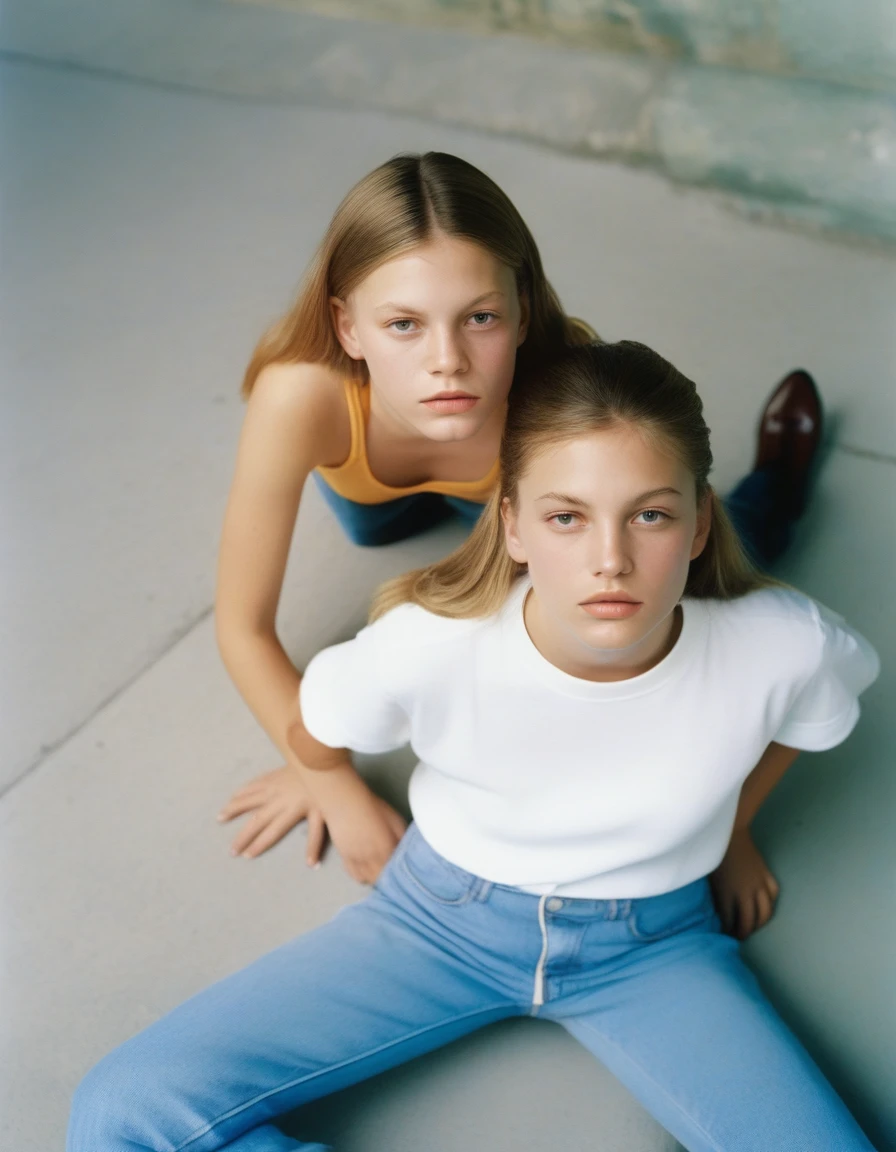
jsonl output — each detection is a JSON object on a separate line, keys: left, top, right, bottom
{"left": 1, "top": 26, "right": 894, "bottom": 1152}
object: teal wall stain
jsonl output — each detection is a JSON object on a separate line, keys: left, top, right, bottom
{"left": 546, "top": 0, "right": 774, "bottom": 62}
{"left": 777, "top": 0, "right": 896, "bottom": 90}
{"left": 296, "top": 0, "right": 896, "bottom": 241}
{"left": 654, "top": 67, "right": 896, "bottom": 241}
{"left": 333, "top": 0, "right": 896, "bottom": 93}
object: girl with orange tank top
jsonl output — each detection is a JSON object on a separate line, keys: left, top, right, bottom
{"left": 215, "top": 151, "right": 598, "bottom": 877}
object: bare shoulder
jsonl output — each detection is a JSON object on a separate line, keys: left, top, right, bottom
{"left": 244, "top": 361, "right": 351, "bottom": 470}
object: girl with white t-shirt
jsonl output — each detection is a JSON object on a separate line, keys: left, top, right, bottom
{"left": 69, "top": 341, "right": 879, "bottom": 1152}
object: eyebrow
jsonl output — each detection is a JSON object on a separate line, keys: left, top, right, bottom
{"left": 535, "top": 487, "right": 683, "bottom": 506}
{"left": 373, "top": 291, "right": 506, "bottom": 315}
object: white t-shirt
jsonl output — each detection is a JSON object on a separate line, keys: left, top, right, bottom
{"left": 300, "top": 581, "right": 879, "bottom": 899}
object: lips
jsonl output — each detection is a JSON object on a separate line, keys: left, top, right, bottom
{"left": 580, "top": 593, "right": 642, "bottom": 620}
{"left": 422, "top": 391, "right": 479, "bottom": 414}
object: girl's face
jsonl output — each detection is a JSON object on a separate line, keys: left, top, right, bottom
{"left": 331, "top": 234, "right": 528, "bottom": 442}
{"left": 502, "top": 425, "right": 711, "bottom": 682}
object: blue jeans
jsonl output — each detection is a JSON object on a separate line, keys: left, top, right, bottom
{"left": 313, "top": 474, "right": 485, "bottom": 548}
{"left": 725, "top": 466, "right": 794, "bottom": 566}
{"left": 315, "top": 471, "right": 794, "bottom": 567}
{"left": 69, "top": 825, "right": 874, "bottom": 1152}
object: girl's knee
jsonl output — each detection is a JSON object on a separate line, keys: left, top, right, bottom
{"left": 341, "top": 522, "right": 384, "bottom": 547}
{"left": 69, "top": 1054, "right": 126, "bottom": 1150}
{"left": 68, "top": 1043, "right": 178, "bottom": 1152}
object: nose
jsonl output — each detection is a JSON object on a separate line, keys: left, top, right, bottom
{"left": 427, "top": 325, "right": 469, "bottom": 377}
{"left": 588, "top": 519, "right": 633, "bottom": 578}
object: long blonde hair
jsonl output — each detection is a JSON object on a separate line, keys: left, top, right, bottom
{"left": 371, "top": 341, "right": 776, "bottom": 621}
{"left": 242, "top": 152, "right": 591, "bottom": 398}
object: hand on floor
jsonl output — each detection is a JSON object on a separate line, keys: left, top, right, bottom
{"left": 322, "top": 780, "right": 408, "bottom": 886}
{"left": 218, "top": 765, "right": 327, "bottom": 864}
{"left": 710, "top": 829, "right": 780, "bottom": 941}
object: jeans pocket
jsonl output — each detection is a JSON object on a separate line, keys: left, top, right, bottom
{"left": 371, "top": 824, "right": 415, "bottom": 895}
{"left": 399, "top": 828, "right": 480, "bottom": 906}
{"left": 627, "top": 878, "right": 716, "bottom": 943}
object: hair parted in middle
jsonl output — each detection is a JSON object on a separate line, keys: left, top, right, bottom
{"left": 371, "top": 340, "right": 776, "bottom": 621}
{"left": 241, "top": 151, "right": 593, "bottom": 398}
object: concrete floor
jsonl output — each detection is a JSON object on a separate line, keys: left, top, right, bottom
{"left": 1, "top": 33, "right": 895, "bottom": 1152}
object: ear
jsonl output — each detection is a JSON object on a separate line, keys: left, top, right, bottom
{"left": 516, "top": 293, "right": 530, "bottom": 348}
{"left": 690, "top": 489, "right": 713, "bottom": 560}
{"left": 500, "top": 496, "right": 527, "bottom": 564}
{"left": 330, "top": 297, "right": 364, "bottom": 361}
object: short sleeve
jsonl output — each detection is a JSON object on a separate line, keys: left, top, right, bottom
{"left": 299, "top": 620, "right": 410, "bottom": 753}
{"left": 774, "top": 602, "right": 880, "bottom": 752}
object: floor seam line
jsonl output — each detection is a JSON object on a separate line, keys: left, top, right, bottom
{"left": 0, "top": 46, "right": 324, "bottom": 106}
{"left": 0, "top": 605, "right": 214, "bottom": 805}
{"left": 836, "top": 443, "right": 896, "bottom": 466}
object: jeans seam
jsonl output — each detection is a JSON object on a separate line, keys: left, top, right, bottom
{"left": 627, "top": 890, "right": 716, "bottom": 942}
{"left": 173, "top": 1002, "right": 517, "bottom": 1151}
{"left": 569, "top": 1019, "right": 723, "bottom": 1152}
{"left": 399, "top": 853, "right": 478, "bottom": 907}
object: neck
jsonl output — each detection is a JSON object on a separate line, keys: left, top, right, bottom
{"left": 523, "top": 591, "right": 682, "bottom": 683}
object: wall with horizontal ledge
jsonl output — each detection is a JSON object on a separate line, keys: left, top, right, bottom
{"left": 277, "top": 0, "right": 896, "bottom": 91}
{"left": 4, "top": 0, "right": 895, "bottom": 243}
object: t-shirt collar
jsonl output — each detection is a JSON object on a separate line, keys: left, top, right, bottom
{"left": 501, "top": 576, "right": 706, "bottom": 700}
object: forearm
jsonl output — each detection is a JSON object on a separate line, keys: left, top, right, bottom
{"left": 216, "top": 624, "right": 351, "bottom": 785}
{"left": 732, "top": 741, "right": 800, "bottom": 832}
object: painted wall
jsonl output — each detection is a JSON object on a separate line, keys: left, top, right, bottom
{"left": 289, "top": 0, "right": 896, "bottom": 92}
{"left": 3, "top": 0, "right": 893, "bottom": 241}
{"left": 229, "top": 0, "right": 896, "bottom": 244}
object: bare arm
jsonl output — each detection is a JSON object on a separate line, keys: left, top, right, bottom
{"left": 732, "top": 741, "right": 800, "bottom": 832}
{"left": 711, "top": 741, "right": 800, "bottom": 940}
{"left": 215, "top": 363, "right": 351, "bottom": 856}
{"left": 214, "top": 363, "right": 407, "bottom": 878}
{"left": 281, "top": 693, "right": 407, "bottom": 885}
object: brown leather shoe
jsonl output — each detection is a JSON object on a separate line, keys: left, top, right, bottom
{"left": 753, "top": 369, "right": 823, "bottom": 520}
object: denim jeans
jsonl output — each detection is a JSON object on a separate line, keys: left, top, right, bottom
{"left": 725, "top": 466, "right": 794, "bottom": 566}
{"left": 69, "top": 825, "right": 874, "bottom": 1152}
{"left": 313, "top": 474, "right": 485, "bottom": 548}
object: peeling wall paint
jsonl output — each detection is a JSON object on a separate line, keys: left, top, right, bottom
{"left": 5, "top": 0, "right": 894, "bottom": 241}
{"left": 246, "top": 0, "right": 896, "bottom": 92}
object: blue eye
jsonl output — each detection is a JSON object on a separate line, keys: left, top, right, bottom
{"left": 636, "top": 509, "right": 668, "bottom": 524}
{"left": 390, "top": 319, "right": 415, "bottom": 333}
{"left": 551, "top": 513, "right": 578, "bottom": 528}
{"left": 470, "top": 312, "right": 496, "bottom": 325}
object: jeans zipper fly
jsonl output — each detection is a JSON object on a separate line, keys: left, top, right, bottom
{"left": 532, "top": 894, "right": 549, "bottom": 1011}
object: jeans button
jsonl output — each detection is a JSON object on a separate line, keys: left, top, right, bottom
{"left": 546, "top": 897, "right": 564, "bottom": 912}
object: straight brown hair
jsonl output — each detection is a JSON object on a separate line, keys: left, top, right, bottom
{"left": 241, "top": 151, "right": 592, "bottom": 398}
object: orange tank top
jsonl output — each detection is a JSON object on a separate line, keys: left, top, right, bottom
{"left": 315, "top": 378, "right": 499, "bottom": 506}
